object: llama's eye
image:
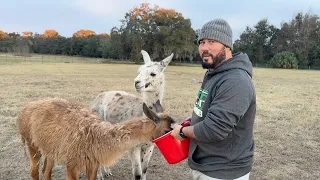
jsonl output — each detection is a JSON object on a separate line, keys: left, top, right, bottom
{"left": 150, "top": 73, "right": 156, "bottom": 77}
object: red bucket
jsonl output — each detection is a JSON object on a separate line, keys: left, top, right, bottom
{"left": 152, "top": 119, "right": 191, "bottom": 164}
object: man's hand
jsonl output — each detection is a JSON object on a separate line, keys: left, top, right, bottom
{"left": 171, "top": 122, "right": 200, "bottom": 141}
{"left": 171, "top": 124, "right": 185, "bottom": 140}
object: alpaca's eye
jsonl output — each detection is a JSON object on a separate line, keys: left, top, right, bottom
{"left": 150, "top": 73, "right": 156, "bottom": 77}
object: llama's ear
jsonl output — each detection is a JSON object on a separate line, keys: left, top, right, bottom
{"left": 141, "top": 50, "right": 152, "bottom": 64}
{"left": 160, "top": 53, "right": 174, "bottom": 71}
{"left": 143, "top": 103, "right": 160, "bottom": 124}
{"left": 153, "top": 100, "right": 163, "bottom": 113}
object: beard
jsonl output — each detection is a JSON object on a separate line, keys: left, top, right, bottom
{"left": 201, "top": 47, "right": 226, "bottom": 69}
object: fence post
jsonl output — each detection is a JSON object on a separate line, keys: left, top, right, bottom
{"left": 6, "top": 55, "right": 7, "bottom": 62}
{"left": 42, "top": 56, "right": 44, "bottom": 63}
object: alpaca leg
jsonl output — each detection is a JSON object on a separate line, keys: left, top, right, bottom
{"left": 97, "top": 166, "right": 112, "bottom": 180}
{"left": 42, "top": 157, "right": 54, "bottom": 180}
{"left": 86, "top": 163, "right": 99, "bottom": 180}
{"left": 103, "top": 167, "right": 112, "bottom": 176}
{"left": 66, "top": 166, "right": 80, "bottom": 180}
{"left": 97, "top": 167, "right": 105, "bottom": 180}
{"left": 27, "top": 145, "right": 41, "bottom": 180}
{"left": 141, "top": 143, "right": 155, "bottom": 180}
{"left": 130, "top": 146, "right": 142, "bottom": 180}
{"left": 103, "top": 105, "right": 108, "bottom": 122}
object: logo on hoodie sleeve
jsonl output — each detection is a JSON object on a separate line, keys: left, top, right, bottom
{"left": 193, "top": 88, "right": 208, "bottom": 117}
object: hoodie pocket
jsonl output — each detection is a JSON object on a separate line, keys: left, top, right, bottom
{"left": 188, "top": 142, "right": 204, "bottom": 167}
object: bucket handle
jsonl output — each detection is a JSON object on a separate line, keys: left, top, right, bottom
{"left": 181, "top": 117, "right": 191, "bottom": 127}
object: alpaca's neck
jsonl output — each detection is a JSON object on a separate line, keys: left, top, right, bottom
{"left": 142, "top": 80, "right": 165, "bottom": 107}
{"left": 91, "top": 120, "right": 155, "bottom": 167}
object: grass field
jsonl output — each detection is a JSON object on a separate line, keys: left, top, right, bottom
{"left": 0, "top": 61, "right": 319, "bottom": 180}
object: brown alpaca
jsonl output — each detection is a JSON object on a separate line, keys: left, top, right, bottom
{"left": 16, "top": 98, "right": 174, "bottom": 180}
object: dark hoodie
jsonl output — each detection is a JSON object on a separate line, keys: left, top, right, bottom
{"left": 188, "top": 53, "right": 256, "bottom": 179}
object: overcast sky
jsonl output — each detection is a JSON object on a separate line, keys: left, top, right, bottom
{"left": 1, "top": 0, "right": 319, "bottom": 41}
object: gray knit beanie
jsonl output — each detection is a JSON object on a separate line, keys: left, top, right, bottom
{"left": 197, "top": 19, "right": 233, "bottom": 50}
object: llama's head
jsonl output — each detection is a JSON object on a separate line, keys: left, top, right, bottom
{"left": 134, "top": 50, "right": 174, "bottom": 93}
{"left": 142, "top": 101, "right": 175, "bottom": 139}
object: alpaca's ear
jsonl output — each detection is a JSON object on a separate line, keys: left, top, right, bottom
{"left": 153, "top": 100, "right": 163, "bottom": 113}
{"left": 141, "top": 50, "right": 152, "bottom": 64}
{"left": 160, "top": 53, "right": 174, "bottom": 71}
{"left": 143, "top": 103, "right": 160, "bottom": 124}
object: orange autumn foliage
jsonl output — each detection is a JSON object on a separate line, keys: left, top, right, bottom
{"left": 0, "top": 30, "right": 9, "bottom": 39}
{"left": 135, "top": 8, "right": 140, "bottom": 16}
{"left": 22, "top": 31, "right": 33, "bottom": 38}
{"left": 73, "top": 29, "right": 96, "bottom": 37}
{"left": 154, "top": 8, "right": 182, "bottom": 18}
{"left": 140, "top": 3, "right": 150, "bottom": 11}
{"left": 130, "top": 3, "right": 152, "bottom": 22}
{"left": 99, "top": 33, "right": 110, "bottom": 38}
{"left": 43, "top": 29, "right": 59, "bottom": 38}
{"left": 129, "top": 3, "right": 183, "bottom": 23}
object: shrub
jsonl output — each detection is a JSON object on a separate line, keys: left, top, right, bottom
{"left": 269, "top": 51, "right": 298, "bottom": 69}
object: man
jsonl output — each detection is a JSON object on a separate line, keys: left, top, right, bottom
{"left": 171, "top": 19, "right": 256, "bottom": 180}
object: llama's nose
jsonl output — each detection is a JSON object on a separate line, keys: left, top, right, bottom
{"left": 135, "top": 81, "right": 141, "bottom": 86}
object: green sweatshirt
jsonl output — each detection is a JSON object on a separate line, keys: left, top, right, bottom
{"left": 188, "top": 53, "right": 256, "bottom": 179}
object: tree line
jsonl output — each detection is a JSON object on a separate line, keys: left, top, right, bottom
{"left": 233, "top": 13, "right": 320, "bottom": 69}
{"left": 0, "top": 3, "right": 197, "bottom": 64}
{"left": 0, "top": 3, "right": 319, "bottom": 68}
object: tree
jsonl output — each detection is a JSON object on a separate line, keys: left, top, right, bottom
{"left": 234, "top": 19, "right": 280, "bottom": 66}
{"left": 119, "top": 3, "right": 153, "bottom": 61}
{"left": 100, "top": 27, "right": 125, "bottom": 59}
{"left": 234, "top": 26, "right": 256, "bottom": 63}
{"left": 22, "top": 31, "right": 33, "bottom": 38}
{"left": 153, "top": 6, "right": 196, "bottom": 62}
{"left": 70, "top": 37, "right": 86, "bottom": 55}
{"left": 275, "top": 13, "right": 320, "bottom": 67}
{"left": 0, "top": 30, "right": 9, "bottom": 39}
{"left": 73, "top": 30, "right": 96, "bottom": 37}
{"left": 119, "top": 3, "right": 197, "bottom": 62}
{"left": 308, "top": 40, "right": 320, "bottom": 68}
{"left": 0, "top": 32, "right": 31, "bottom": 55}
{"left": 82, "top": 35, "right": 102, "bottom": 57}
{"left": 99, "top": 33, "right": 110, "bottom": 38}
{"left": 252, "top": 19, "right": 280, "bottom": 64}
{"left": 12, "top": 38, "right": 32, "bottom": 56}
{"left": 43, "top": 30, "right": 59, "bottom": 38}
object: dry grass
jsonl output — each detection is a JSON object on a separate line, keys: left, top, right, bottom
{"left": 0, "top": 62, "right": 319, "bottom": 180}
